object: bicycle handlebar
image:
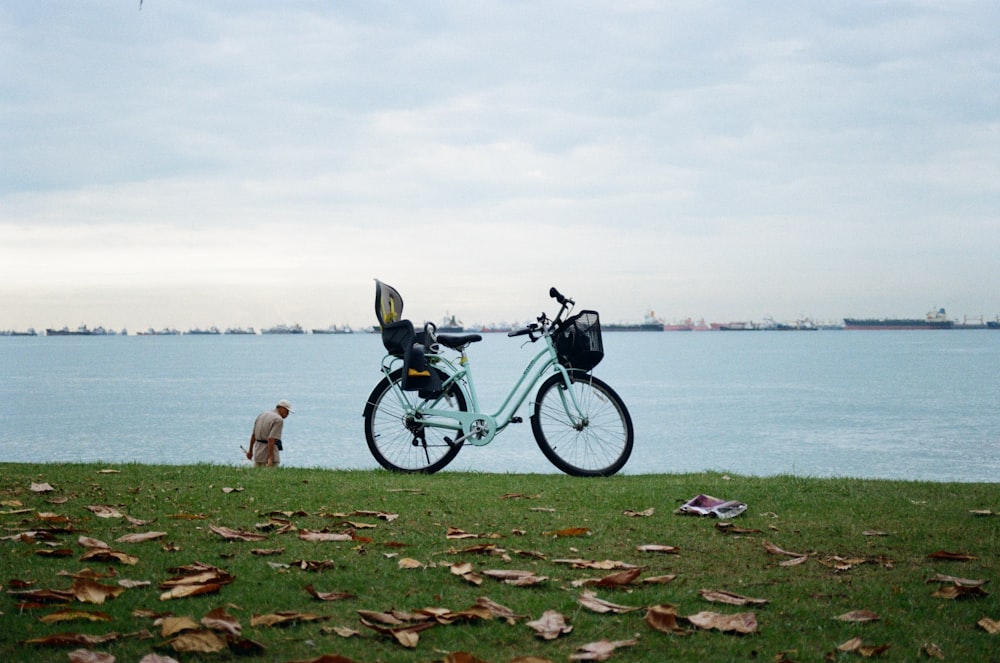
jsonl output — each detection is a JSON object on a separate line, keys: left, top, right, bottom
{"left": 508, "top": 287, "right": 576, "bottom": 341}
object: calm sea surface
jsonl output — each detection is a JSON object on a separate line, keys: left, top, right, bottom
{"left": 2, "top": 331, "right": 999, "bottom": 482}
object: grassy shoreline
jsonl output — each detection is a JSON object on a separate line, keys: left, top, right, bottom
{"left": 2, "top": 463, "right": 998, "bottom": 662}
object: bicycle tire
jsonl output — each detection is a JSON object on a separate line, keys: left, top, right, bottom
{"left": 363, "top": 367, "right": 467, "bottom": 473}
{"left": 530, "top": 371, "right": 633, "bottom": 477}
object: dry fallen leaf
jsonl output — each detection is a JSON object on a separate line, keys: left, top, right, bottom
{"left": 21, "top": 632, "right": 119, "bottom": 647}
{"left": 251, "top": 611, "right": 330, "bottom": 627}
{"left": 835, "top": 609, "right": 880, "bottom": 623}
{"left": 164, "top": 629, "right": 228, "bottom": 653}
{"left": 397, "top": 557, "right": 425, "bottom": 569}
{"left": 698, "top": 589, "right": 769, "bottom": 606}
{"left": 928, "top": 550, "right": 976, "bottom": 561}
{"left": 546, "top": 527, "right": 591, "bottom": 537}
{"left": 85, "top": 505, "right": 123, "bottom": 519}
{"left": 577, "top": 591, "right": 641, "bottom": 614}
{"left": 38, "top": 608, "right": 114, "bottom": 624}
{"left": 836, "top": 636, "right": 891, "bottom": 657}
{"left": 926, "top": 573, "right": 988, "bottom": 587}
{"left": 977, "top": 617, "right": 1000, "bottom": 634}
{"left": 115, "top": 531, "right": 168, "bottom": 544}
{"left": 79, "top": 548, "right": 139, "bottom": 566}
{"left": 636, "top": 544, "right": 679, "bottom": 554}
{"left": 623, "top": 508, "right": 655, "bottom": 517}
{"left": 298, "top": 529, "right": 352, "bottom": 542}
{"left": 200, "top": 606, "right": 242, "bottom": 636}
{"left": 686, "top": 610, "right": 758, "bottom": 634}
{"left": 161, "top": 615, "right": 201, "bottom": 638}
{"left": 572, "top": 567, "right": 644, "bottom": 589}
{"left": 72, "top": 578, "right": 126, "bottom": 605}
{"left": 30, "top": 482, "right": 55, "bottom": 493}
{"left": 475, "top": 596, "right": 522, "bottom": 624}
{"left": 570, "top": 638, "right": 639, "bottom": 661}
{"left": 304, "top": 584, "right": 357, "bottom": 601}
{"left": 921, "top": 643, "right": 945, "bottom": 659}
{"left": 554, "top": 558, "right": 638, "bottom": 570}
{"left": 644, "top": 604, "right": 687, "bottom": 635}
{"left": 209, "top": 524, "right": 268, "bottom": 542}
{"left": 763, "top": 540, "right": 806, "bottom": 557}
{"left": 931, "top": 584, "right": 989, "bottom": 600}
{"left": 527, "top": 609, "right": 573, "bottom": 640}
{"left": 67, "top": 649, "right": 115, "bottom": 663}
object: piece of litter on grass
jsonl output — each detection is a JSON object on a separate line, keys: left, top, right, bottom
{"left": 675, "top": 494, "right": 747, "bottom": 519}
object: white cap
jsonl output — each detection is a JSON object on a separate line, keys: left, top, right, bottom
{"left": 276, "top": 399, "right": 294, "bottom": 413}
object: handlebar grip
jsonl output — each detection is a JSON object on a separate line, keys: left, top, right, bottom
{"left": 507, "top": 327, "right": 532, "bottom": 337}
{"left": 549, "top": 287, "right": 565, "bottom": 304}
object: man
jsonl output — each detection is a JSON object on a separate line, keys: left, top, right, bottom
{"left": 248, "top": 399, "right": 293, "bottom": 467}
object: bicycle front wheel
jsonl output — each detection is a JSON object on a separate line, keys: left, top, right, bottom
{"left": 363, "top": 368, "right": 467, "bottom": 473}
{"left": 531, "top": 371, "right": 634, "bottom": 477}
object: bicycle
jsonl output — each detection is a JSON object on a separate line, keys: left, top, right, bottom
{"left": 362, "top": 280, "right": 634, "bottom": 476}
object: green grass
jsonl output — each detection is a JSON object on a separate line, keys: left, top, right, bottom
{"left": 1, "top": 463, "right": 998, "bottom": 662}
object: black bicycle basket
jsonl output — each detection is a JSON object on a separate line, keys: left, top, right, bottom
{"left": 554, "top": 310, "right": 603, "bottom": 371}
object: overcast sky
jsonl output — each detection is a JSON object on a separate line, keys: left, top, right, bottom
{"left": 2, "top": 1, "right": 998, "bottom": 332}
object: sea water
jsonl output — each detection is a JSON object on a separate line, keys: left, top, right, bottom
{"left": 2, "top": 331, "right": 998, "bottom": 481}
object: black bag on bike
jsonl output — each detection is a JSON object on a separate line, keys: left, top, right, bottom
{"left": 554, "top": 310, "right": 604, "bottom": 372}
{"left": 374, "top": 279, "right": 442, "bottom": 397}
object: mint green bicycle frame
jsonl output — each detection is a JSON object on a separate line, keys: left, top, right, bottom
{"left": 378, "top": 329, "right": 584, "bottom": 447}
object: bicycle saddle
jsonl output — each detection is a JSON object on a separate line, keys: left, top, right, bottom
{"left": 435, "top": 333, "right": 483, "bottom": 350}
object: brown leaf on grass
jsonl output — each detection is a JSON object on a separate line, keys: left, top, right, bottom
{"left": 115, "top": 531, "right": 167, "bottom": 544}
{"left": 67, "top": 649, "right": 115, "bottom": 663}
{"left": 255, "top": 517, "right": 296, "bottom": 533}
{"left": 921, "top": 643, "right": 946, "bottom": 659}
{"left": 835, "top": 609, "right": 880, "bottom": 623}
{"left": 72, "top": 578, "right": 126, "bottom": 604}
{"left": 124, "top": 514, "right": 155, "bottom": 526}
{"left": 79, "top": 535, "right": 110, "bottom": 549}
{"left": 38, "top": 608, "right": 114, "bottom": 624}
{"left": 298, "top": 529, "right": 352, "bottom": 542}
{"left": 763, "top": 540, "right": 806, "bottom": 557}
{"left": 80, "top": 548, "right": 139, "bottom": 565}
{"left": 36, "top": 511, "right": 71, "bottom": 524}
{"left": 6, "top": 587, "right": 76, "bottom": 604}
{"left": 527, "top": 609, "right": 573, "bottom": 640}
{"left": 475, "top": 596, "right": 523, "bottom": 624}
{"left": 572, "top": 567, "right": 644, "bottom": 589}
{"left": 554, "top": 558, "right": 638, "bottom": 570}
{"left": 349, "top": 509, "right": 399, "bottom": 522}
{"left": 117, "top": 579, "right": 151, "bottom": 589}
{"left": 304, "top": 584, "right": 357, "bottom": 601}
{"left": 546, "top": 527, "right": 590, "bottom": 537}
{"left": 159, "top": 583, "right": 222, "bottom": 601}
{"left": 138, "top": 656, "right": 181, "bottom": 663}
{"left": 482, "top": 569, "right": 548, "bottom": 586}
{"left": 642, "top": 574, "right": 677, "bottom": 585}
{"left": 397, "top": 557, "right": 424, "bottom": 569}
{"left": 320, "top": 625, "right": 361, "bottom": 638}
{"left": 500, "top": 492, "right": 540, "bottom": 500}
{"left": 30, "top": 482, "right": 55, "bottom": 492}
{"left": 85, "top": 505, "right": 123, "bottom": 519}
{"left": 285, "top": 656, "right": 362, "bottom": 663}
{"left": 159, "top": 563, "right": 234, "bottom": 588}
{"left": 200, "top": 607, "right": 242, "bottom": 636}
{"left": 250, "top": 611, "right": 330, "bottom": 627}
{"left": 714, "top": 522, "right": 762, "bottom": 534}
{"left": 164, "top": 629, "right": 227, "bottom": 653}
{"left": 928, "top": 550, "right": 976, "bottom": 561}
{"left": 21, "top": 632, "right": 119, "bottom": 646}
{"left": 577, "top": 591, "right": 641, "bottom": 614}
{"left": 168, "top": 513, "right": 207, "bottom": 520}
{"left": 779, "top": 555, "right": 809, "bottom": 567}
{"left": 926, "top": 573, "right": 988, "bottom": 587}
{"left": 636, "top": 544, "right": 679, "bottom": 554}
{"left": 34, "top": 548, "right": 74, "bottom": 558}
{"left": 644, "top": 604, "right": 687, "bottom": 635}
{"left": 977, "top": 617, "right": 1000, "bottom": 634}
{"left": 441, "top": 653, "right": 492, "bottom": 663}
{"left": 970, "top": 509, "right": 997, "bottom": 516}
{"left": 358, "top": 616, "right": 436, "bottom": 648}
{"left": 931, "top": 584, "right": 989, "bottom": 600}
{"left": 569, "top": 638, "right": 639, "bottom": 661}
{"left": 161, "top": 615, "right": 201, "bottom": 637}
{"left": 250, "top": 547, "right": 285, "bottom": 556}
{"left": 686, "top": 610, "right": 758, "bottom": 634}
{"left": 623, "top": 508, "right": 655, "bottom": 517}
{"left": 289, "top": 559, "right": 337, "bottom": 572}
{"left": 422, "top": 604, "right": 494, "bottom": 625}
{"left": 209, "top": 524, "right": 268, "bottom": 542}
{"left": 836, "top": 636, "right": 891, "bottom": 656}
{"left": 698, "top": 589, "right": 769, "bottom": 606}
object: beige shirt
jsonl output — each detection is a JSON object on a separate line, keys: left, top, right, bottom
{"left": 252, "top": 408, "right": 284, "bottom": 465}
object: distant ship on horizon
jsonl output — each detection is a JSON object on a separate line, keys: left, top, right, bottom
{"left": 844, "top": 308, "right": 954, "bottom": 330}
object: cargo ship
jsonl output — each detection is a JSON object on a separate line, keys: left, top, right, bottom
{"left": 843, "top": 308, "right": 954, "bottom": 330}
{"left": 604, "top": 309, "right": 664, "bottom": 332}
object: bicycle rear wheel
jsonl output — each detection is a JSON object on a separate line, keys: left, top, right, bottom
{"left": 363, "top": 368, "right": 467, "bottom": 473}
{"left": 530, "top": 371, "right": 633, "bottom": 477}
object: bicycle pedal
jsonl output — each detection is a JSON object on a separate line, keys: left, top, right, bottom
{"left": 511, "top": 417, "right": 523, "bottom": 424}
